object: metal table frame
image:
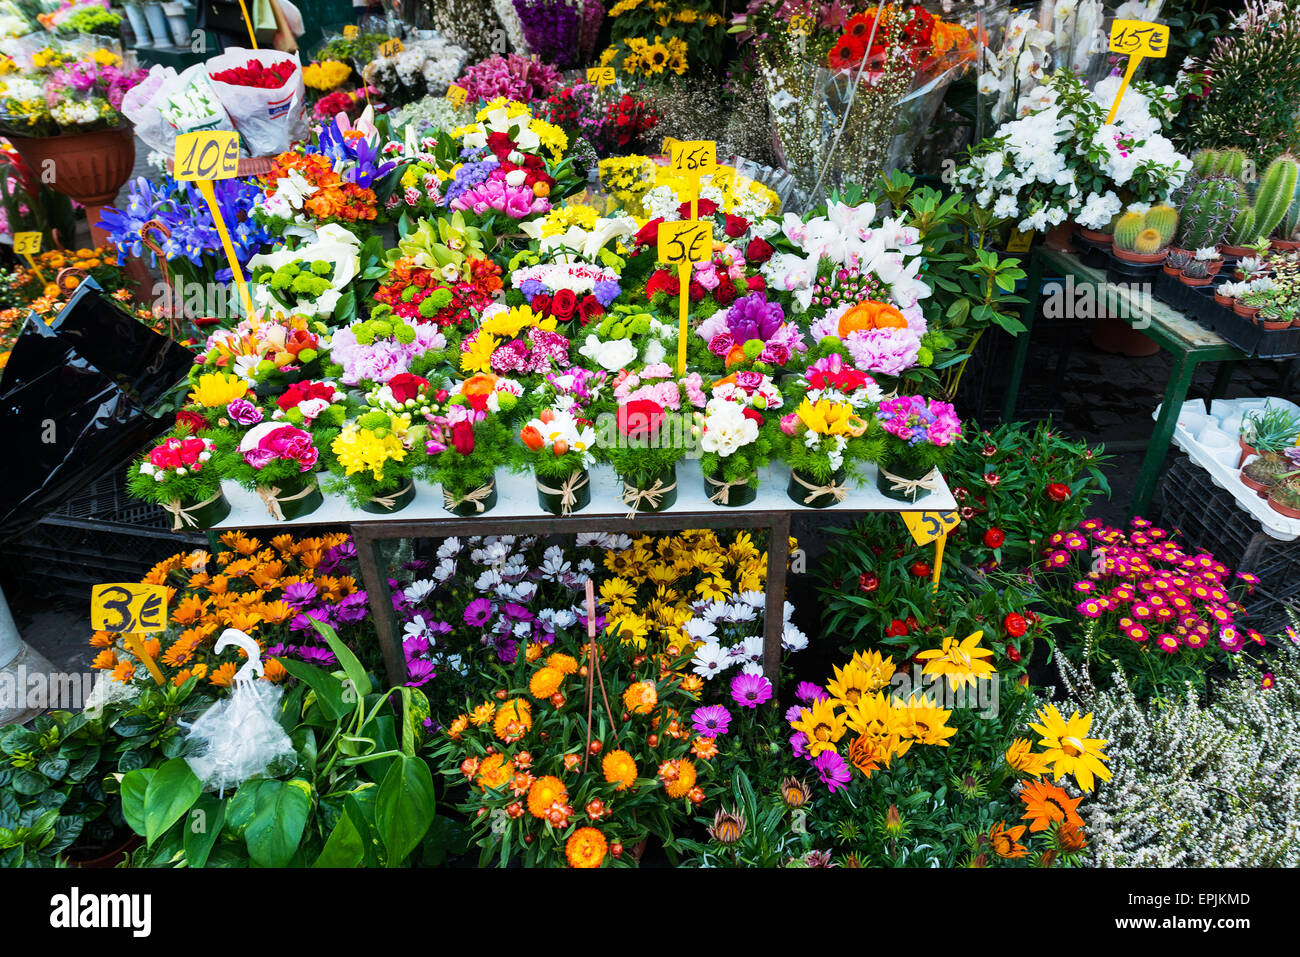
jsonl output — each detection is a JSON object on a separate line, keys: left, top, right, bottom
{"left": 1001, "top": 246, "right": 1245, "bottom": 517}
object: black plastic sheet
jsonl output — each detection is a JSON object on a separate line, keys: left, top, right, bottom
{"left": 0, "top": 280, "right": 194, "bottom": 541}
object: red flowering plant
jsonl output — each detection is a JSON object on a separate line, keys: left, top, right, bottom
{"left": 536, "top": 82, "right": 659, "bottom": 156}
{"left": 271, "top": 379, "right": 351, "bottom": 471}
{"left": 210, "top": 58, "right": 296, "bottom": 89}
{"left": 1037, "top": 517, "right": 1267, "bottom": 697}
{"left": 371, "top": 256, "right": 503, "bottom": 332}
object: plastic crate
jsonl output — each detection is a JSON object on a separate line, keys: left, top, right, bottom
{"left": 1155, "top": 455, "right": 1300, "bottom": 634}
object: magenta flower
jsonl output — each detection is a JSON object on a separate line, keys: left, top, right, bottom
{"left": 692, "top": 705, "right": 732, "bottom": 737}
{"left": 730, "top": 672, "right": 773, "bottom": 708}
{"left": 813, "top": 750, "right": 852, "bottom": 793}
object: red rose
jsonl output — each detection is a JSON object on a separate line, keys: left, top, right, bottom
{"left": 635, "top": 218, "right": 664, "bottom": 247}
{"left": 551, "top": 288, "right": 578, "bottom": 321}
{"left": 723, "top": 213, "right": 749, "bottom": 238}
{"left": 530, "top": 292, "right": 552, "bottom": 317}
{"left": 676, "top": 197, "right": 719, "bottom": 219}
{"left": 745, "top": 237, "right": 774, "bottom": 264}
{"left": 746, "top": 274, "right": 766, "bottom": 292}
{"left": 1046, "top": 482, "right": 1071, "bottom": 502}
{"left": 577, "top": 294, "right": 604, "bottom": 325}
{"left": 388, "top": 373, "right": 430, "bottom": 404}
{"left": 886, "top": 619, "right": 909, "bottom": 637}
{"left": 983, "top": 527, "right": 1006, "bottom": 549}
{"left": 616, "top": 399, "right": 666, "bottom": 439}
{"left": 645, "top": 269, "right": 678, "bottom": 300}
{"left": 451, "top": 420, "right": 475, "bottom": 456}
{"left": 858, "top": 572, "right": 879, "bottom": 593}
{"left": 1003, "top": 613, "right": 1028, "bottom": 638}
{"left": 714, "top": 277, "right": 737, "bottom": 306}
{"left": 176, "top": 409, "right": 208, "bottom": 433}
{"left": 688, "top": 281, "right": 706, "bottom": 302}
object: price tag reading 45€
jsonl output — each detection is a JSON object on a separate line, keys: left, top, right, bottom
{"left": 658, "top": 220, "right": 713, "bottom": 265}
{"left": 669, "top": 139, "right": 715, "bottom": 177}
{"left": 902, "top": 510, "right": 960, "bottom": 546}
{"left": 174, "top": 130, "right": 240, "bottom": 182}
{"left": 1108, "top": 19, "right": 1170, "bottom": 57}
{"left": 92, "top": 583, "right": 169, "bottom": 633}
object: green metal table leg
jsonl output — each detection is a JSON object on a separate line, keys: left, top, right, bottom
{"left": 1210, "top": 359, "right": 1239, "bottom": 401}
{"left": 1132, "top": 353, "right": 1199, "bottom": 518}
{"left": 1000, "top": 247, "right": 1044, "bottom": 422}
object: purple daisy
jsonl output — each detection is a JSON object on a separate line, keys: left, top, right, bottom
{"left": 813, "top": 750, "right": 852, "bottom": 793}
{"left": 795, "top": 680, "right": 827, "bottom": 704}
{"left": 283, "top": 581, "right": 318, "bottom": 607}
{"left": 296, "top": 645, "right": 337, "bottom": 665}
{"left": 464, "top": 598, "right": 493, "bottom": 627}
{"left": 691, "top": 705, "right": 732, "bottom": 737}
{"left": 405, "top": 658, "right": 436, "bottom": 687}
{"left": 335, "top": 591, "right": 370, "bottom": 623}
{"left": 730, "top": 672, "right": 773, "bottom": 709}
{"left": 790, "top": 731, "right": 810, "bottom": 759}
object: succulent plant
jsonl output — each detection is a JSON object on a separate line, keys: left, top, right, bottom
{"left": 1244, "top": 452, "right": 1290, "bottom": 486}
{"left": 1182, "top": 258, "right": 1210, "bottom": 279}
{"left": 1164, "top": 249, "right": 1191, "bottom": 270}
{"left": 1243, "top": 403, "right": 1300, "bottom": 452}
{"left": 1177, "top": 177, "right": 1243, "bottom": 249}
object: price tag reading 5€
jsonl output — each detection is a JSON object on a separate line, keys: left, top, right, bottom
{"left": 658, "top": 220, "right": 713, "bottom": 265}
{"left": 92, "top": 583, "right": 169, "bottom": 633}
{"left": 902, "top": 511, "right": 960, "bottom": 546}
{"left": 174, "top": 130, "right": 240, "bottom": 182}
{"left": 13, "top": 231, "right": 40, "bottom": 256}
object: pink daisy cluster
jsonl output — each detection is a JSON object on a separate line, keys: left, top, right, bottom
{"left": 1049, "top": 517, "right": 1263, "bottom": 657}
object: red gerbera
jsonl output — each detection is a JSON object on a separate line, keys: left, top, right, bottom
{"left": 827, "top": 34, "right": 866, "bottom": 71}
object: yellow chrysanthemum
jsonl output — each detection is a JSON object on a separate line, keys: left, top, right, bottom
{"left": 189, "top": 371, "right": 248, "bottom": 408}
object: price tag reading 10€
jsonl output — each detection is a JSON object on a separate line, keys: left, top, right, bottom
{"left": 902, "top": 510, "right": 960, "bottom": 546}
{"left": 92, "top": 583, "right": 169, "bottom": 633}
{"left": 657, "top": 220, "right": 713, "bottom": 266}
{"left": 174, "top": 130, "right": 240, "bottom": 182}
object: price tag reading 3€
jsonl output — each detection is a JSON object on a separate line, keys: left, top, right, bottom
{"left": 92, "top": 583, "right": 169, "bottom": 633}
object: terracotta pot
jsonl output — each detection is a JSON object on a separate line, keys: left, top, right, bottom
{"left": 1234, "top": 301, "right": 1262, "bottom": 319}
{"left": 6, "top": 126, "right": 135, "bottom": 248}
{"left": 1043, "top": 221, "right": 1077, "bottom": 252}
{"left": 1267, "top": 490, "right": 1300, "bottom": 519}
{"left": 1179, "top": 274, "right": 1213, "bottom": 287}
{"left": 1238, "top": 437, "right": 1258, "bottom": 468}
{"left": 1090, "top": 316, "right": 1160, "bottom": 357}
{"left": 1162, "top": 263, "right": 1183, "bottom": 276}
{"left": 1214, "top": 292, "right": 1234, "bottom": 307}
{"left": 1240, "top": 469, "right": 1273, "bottom": 497}
{"left": 1078, "top": 228, "right": 1114, "bottom": 245}
{"left": 1260, "top": 315, "right": 1291, "bottom": 330}
{"left": 1113, "top": 246, "right": 1167, "bottom": 264}
{"left": 1205, "top": 260, "right": 1224, "bottom": 275}
{"left": 1271, "top": 238, "right": 1300, "bottom": 252}
{"left": 1220, "top": 244, "right": 1256, "bottom": 259}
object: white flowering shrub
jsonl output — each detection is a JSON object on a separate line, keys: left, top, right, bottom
{"left": 1067, "top": 645, "right": 1300, "bottom": 866}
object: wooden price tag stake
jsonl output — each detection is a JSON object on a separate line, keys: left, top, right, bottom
{"left": 582, "top": 579, "right": 616, "bottom": 772}
{"left": 1105, "top": 19, "right": 1170, "bottom": 124}
{"left": 92, "top": 583, "right": 169, "bottom": 685}
{"left": 173, "top": 130, "right": 257, "bottom": 321}
{"left": 657, "top": 219, "right": 713, "bottom": 375}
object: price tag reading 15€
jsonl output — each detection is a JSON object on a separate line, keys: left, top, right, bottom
{"left": 1108, "top": 19, "right": 1170, "bottom": 57}
{"left": 658, "top": 220, "right": 713, "bottom": 265}
{"left": 174, "top": 130, "right": 240, "bottom": 182}
{"left": 902, "top": 510, "right": 960, "bottom": 546}
{"left": 669, "top": 139, "right": 716, "bottom": 177}
{"left": 92, "top": 583, "right": 169, "bottom": 633}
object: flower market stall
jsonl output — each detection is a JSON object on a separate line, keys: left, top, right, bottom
{"left": 0, "top": 0, "right": 1299, "bottom": 891}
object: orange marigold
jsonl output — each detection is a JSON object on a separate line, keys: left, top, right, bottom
{"left": 623, "top": 680, "right": 658, "bottom": 715}
{"left": 565, "top": 826, "right": 607, "bottom": 868}
{"left": 602, "top": 749, "right": 638, "bottom": 791}
{"left": 527, "top": 775, "right": 568, "bottom": 818}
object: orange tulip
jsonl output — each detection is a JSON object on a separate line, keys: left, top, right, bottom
{"left": 520, "top": 424, "right": 545, "bottom": 451}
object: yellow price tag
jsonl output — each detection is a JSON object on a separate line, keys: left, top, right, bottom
{"left": 657, "top": 220, "right": 713, "bottom": 266}
{"left": 445, "top": 84, "right": 467, "bottom": 106}
{"left": 788, "top": 13, "right": 814, "bottom": 36}
{"left": 901, "top": 510, "right": 960, "bottom": 547}
{"left": 587, "top": 66, "right": 615, "bottom": 88}
{"left": 668, "top": 139, "right": 716, "bottom": 177}
{"left": 1108, "top": 19, "right": 1170, "bottom": 57}
{"left": 378, "top": 38, "right": 404, "bottom": 57}
{"left": 1006, "top": 229, "right": 1034, "bottom": 253}
{"left": 174, "top": 130, "right": 240, "bottom": 182}
{"left": 13, "top": 231, "right": 40, "bottom": 256}
{"left": 92, "top": 583, "right": 169, "bottom": 634}
{"left": 1105, "top": 20, "right": 1169, "bottom": 124}
{"left": 343, "top": 24, "right": 358, "bottom": 38}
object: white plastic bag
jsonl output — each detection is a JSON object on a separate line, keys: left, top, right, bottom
{"left": 120, "top": 64, "right": 178, "bottom": 156}
{"left": 183, "top": 629, "right": 297, "bottom": 796}
{"left": 205, "top": 47, "right": 308, "bottom": 157}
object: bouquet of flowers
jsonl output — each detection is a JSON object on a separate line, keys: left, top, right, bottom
{"left": 273, "top": 378, "right": 349, "bottom": 468}
{"left": 127, "top": 433, "right": 230, "bottom": 531}
{"left": 1, "top": 47, "right": 144, "bottom": 135}
{"left": 698, "top": 372, "right": 782, "bottom": 507}
{"left": 694, "top": 290, "right": 807, "bottom": 374}
{"left": 509, "top": 258, "right": 622, "bottom": 324}
{"left": 324, "top": 315, "right": 449, "bottom": 388}
{"left": 454, "top": 52, "right": 561, "bottom": 103}
{"left": 780, "top": 353, "right": 884, "bottom": 507}
{"left": 459, "top": 303, "right": 571, "bottom": 378}
{"left": 577, "top": 303, "right": 674, "bottom": 371}
{"left": 425, "top": 403, "right": 512, "bottom": 515}
{"left": 193, "top": 316, "right": 321, "bottom": 391}
{"left": 257, "top": 140, "right": 385, "bottom": 238}
{"left": 364, "top": 37, "right": 468, "bottom": 108}
{"left": 330, "top": 409, "right": 420, "bottom": 511}
{"left": 536, "top": 82, "right": 659, "bottom": 156}
{"left": 230, "top": 419, "right": 324, "bottom": 520}
{"left": 248, "top": 223, "right": 372, "bottom": 323}
{"left": 521, "top": 404, "right": 598, "bottom": 514}
{"left": 875, "top": 394, "right": 962, "bottom": 503}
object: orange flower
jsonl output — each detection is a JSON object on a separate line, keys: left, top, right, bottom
{"left": 602, "top": 749, "right": 637, "bottom": 790}
{"left": 208, "top": 661, "right": 239, "bottom": 687}
{"left": 565, "top": 827, "right": 607, "bottom": 868}
{"left": 249, "top": 560, "right": 285, "bottom": 589}
{"left": 529, "top": 666, "right": 564, "bottom": 700}
{"left": 547, "top": 652, "right": 579, "bottom": 675}
{"left": 91, "top": 649, "right": 117, "bottom": 670}
{"left": 90, "top": 631, "right": 115, "bottom": 648}
{"left": 262, "top": 658, "right": 287, "bottom": 682}
{"left": 989, "top": 821, "right": 1029, "bottom": 859}
{"left": 1019, "top": 780, "right": 1085, "bottom": 833}
{"left": 257, "top": 600, "right": 296, "bottom": 625}
{"left": 110, "top": 661, "right": 135, "bottom": 683}
{"left": 622, "top": 680, "right": 658, "bottom": 715}
{"left": 207, "top": 575, "right": 230, "bottom": 595}
{"left": 476, "top": 753, "right": 514, "bottom": 790}
{"left": 171, "top": 594, "right": 207, "bottom": 625}
{"left": 657, "top": 758, "right": 696, "bottom": 799}
{"left": 446, "top": 714, "right": 469, "bottom": 739}
{"left": 837, "top": 299, "right": 908, "bottom": 338}
{"left": 848, "top": 734, "right": 885, "bottom": 778}
{"left": 527, "top": 776, "right": 568, "bottom": 818}
{"left": 226, "top": 609, "right": 263, "bottom": 633}
{"left": 691, "top": 737, "right": 718, "bottom": 760}
{"left": 1056, "top": 822, "right": 1087, "bottom": 852}
{"left": 493, "top": 698, "right": 533, "bottom": 743}
{"left": 221, "top": 531, "right": 261, "bottom": 555}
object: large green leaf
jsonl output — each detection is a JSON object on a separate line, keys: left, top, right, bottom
{"left": 144, "top": 758, "right": 200, "bottom": 846}
{"left": 182, "top": 793, "right": 226, "bottom": 869}
{"left": 119, "top": 768, "right": 155, "bottom": 836}
{"left": 313, "top": 805, "right": 364, "bottom": 867}
{"left": 240, "top": 778, "right": 313, "bottom": 868}
{"left": 307, "top": 618, "right": 372, "bottom": 699}
{"left": 278, "top": 658, "right": 344, "bottom": 721}
{"left": 374, "top": 755, "right": 436, "bottom": 866}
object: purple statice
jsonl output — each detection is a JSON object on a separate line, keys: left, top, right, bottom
{"left": 692, "top": 705, "right": 732, "bottom": 737}
{"left": 795, "top": 680, "right": 827, "bottom": 704}
{"left": 730, "top": 672, "right": 773, "bottom": 708}
{"left": 813, "top": 750, "right": 852, "bottom": 793}
{"left": 442, "top": 155, "right": 500, "bottom": 207}
{"left": 592, "top": 278, "right": 621, "bottom": 307}
{"left": 464, "top": 598, "right": 493, "bottom": 627}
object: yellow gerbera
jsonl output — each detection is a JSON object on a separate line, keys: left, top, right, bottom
{"left": 1028, "top": 706, "right": 1112, "bottom": 792}
{"left": 916, "top": 631, "right": 997, "bottom": 691}
{"left": 189, "top": 371, "right": 248, "bottom": 408}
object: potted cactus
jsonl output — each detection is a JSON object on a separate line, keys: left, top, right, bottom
{"left": 1173, "top": 176, "right": 1241, "bottom": 256}
{"left": 1163, "top": 248, "right": 1191, "bottom": 277}
{"left": 1241, "top": 451, "right": 1291, "bottom": 495}
{"left": 1267, "top": 474, "right": 1300, "bottom": 519}
{"left": 1111, "top": 207, "right": 1175, "bottom": 277}
{"left": 1222, "top": 154, "right": 1300, "bottom": 258}
{"left": 1238, "top": 403, "right": 1300, "bottom": 466}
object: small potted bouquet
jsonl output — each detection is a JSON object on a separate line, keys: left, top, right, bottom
{"left": 598, "top": 365, "right": 707, "bottom": 513}
{"left": 272, "top": 379, "right": 350, "bottom": 472}
{"left": 520, "top": 406, "right": 597, "bottom": 514}
{"left": 699, "top": 371, "right": 783, "bottom": 506}
{"left": 875, "top": 394, "right": 962, "bottom": 503}
{"left": 694, "top": 290, "right": 807, "bottom": 374}
{"left": 426, "top": 403, "right": 511, "bottom": 515}
{"left": 330, "top": 410, "right": 420, "bottom": 513}
{"left": 231, "top": 416, "right": 324, "bottom": 520}
{"left": 779, "top": 354, "right": 882, "bottom": 508}
{"left": 127, "top": 432, "right": 230, "bottom": 530}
